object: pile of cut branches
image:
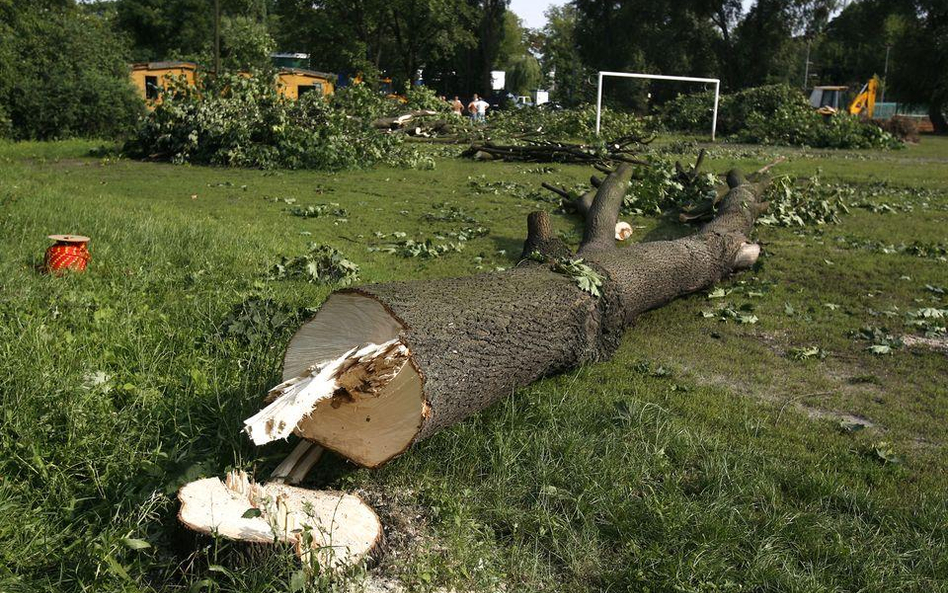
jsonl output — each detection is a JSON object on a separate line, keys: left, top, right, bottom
{"left": 126, "top": 74, "right": 434, "bottom": 170}
{"left": 540, "top": 150, "right": 787, "bottom": 225}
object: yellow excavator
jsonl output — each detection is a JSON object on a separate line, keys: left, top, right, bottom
{"left": 809, "top": 75, "right": 879, "bottom": 118}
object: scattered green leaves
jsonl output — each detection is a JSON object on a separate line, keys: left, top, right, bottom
{"left": 789, "top": 346, "right": 826, "bottom": 361}
{"left": 873, "top": 441, "right": 902, "bottom": 464}
{"left": 288, "top": 203, "right": 349, "bottom": 219}
{"left": 421, "top": 203, "right": 480, "bottom": 224}
{"left": 217, "top": 297, "right": 312, "bottom": 345}
{"left": 850, "top": 326, "right": 902, "bottom": 354}
{"left": 552, "top": 258, "right": 605, "bottom": 297}
{"left": 269, "top": 244, "right": 360, "bottom": 285}
{"left": 759, "top": 175, "right": 851, "bottom": 227}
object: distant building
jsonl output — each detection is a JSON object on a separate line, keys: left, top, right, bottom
{"left": 129, "top": 61, "right": 335, "bottom": 104}
{"left": 129, "top": 61, "right": 199, "bottom": 104}
{"left": 275, "top": 68, "right": 335, "bottom": 100}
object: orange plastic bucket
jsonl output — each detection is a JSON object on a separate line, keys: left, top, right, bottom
{"left": 45, "top": 235, "right": 91, "bottom": 274}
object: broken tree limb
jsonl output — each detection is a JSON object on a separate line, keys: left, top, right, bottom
{"left": 578, "top": 163, "right": 636, "bottom": 255}
{"left": 371, "top": 110, "right": 438, "bottom": 130}
{"left": 269, "top": 440, "right": 324, "bottom": 485}
{"left": 541, "top": 175, "right": 633, "bottom": 243}
{"left": 462, "top": 139, "right": 649, "bottom": 165}
{"left": 245, "top": 340, "right": 409, "bottom": 446}
{"left": 250, "top": 165, "right": 772, "bottom": 469}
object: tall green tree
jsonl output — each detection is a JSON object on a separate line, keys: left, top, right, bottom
{"left": 709, "top": 0, "right": 744, "bottom": 89}
{"left": 271, "top": 0, "right": 387, "bottom": 77}
{"left": 0, "top": 0, "right": 142, "bottom": 139}
{"left": 888, "top": 0, "right": 948, "bottom": 132}
{"left": 729, "top": 0, "right": 842, "bottom": 89}
{"left": 494, "top": 12, "right": 540, "bottom": 95}
{"left": 384, "top": 0, "right": 477, "bottom": 85}
{"left": 731, "top": 0, "right": 803, "bottom": 89}
{"left": 540, "top": 4, "right": 589, "bottom": 106}
{"left": 114, "top": 0, "right": 272, "bottom": 63}
{"left": 571, "top": 0, "right": 724, "bottom": 109}
{"left": 812, "top": 0, "right": 913, "bottom": 90}
{"left": 211, "top": 15, "right": 277, "bottom": 71}
{"left": 272, "top": 0, "right": 489, "bottom": 93}
{"left": 453, "top": 0, "right": 509, "bottom": 95}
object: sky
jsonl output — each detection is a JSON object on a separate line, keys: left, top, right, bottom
{"left": 510, "top": 0, "right": 758, "bottom": 30}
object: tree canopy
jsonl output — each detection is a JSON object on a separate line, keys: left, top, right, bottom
{"left": 0, "top": 0, "right": 946, "bottom": 139}
{"left": 0, "top": 0, "right": 142, "bottom": 139}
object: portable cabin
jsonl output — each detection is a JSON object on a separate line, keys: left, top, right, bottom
{"left": 130, "top": 61, "right": 199, "bottom": 104}
{"left": 276, "top": 68, "right": 334, "bottom": 100}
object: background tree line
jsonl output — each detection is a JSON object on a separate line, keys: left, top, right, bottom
{"left": 0, "top": 0, "right": 944, "bottom": 139}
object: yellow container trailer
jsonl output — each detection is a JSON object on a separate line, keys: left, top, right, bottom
{"left": 130, "top": 61, "right": 199, "bottom": 105}
{"left": 275, "top": 68, "right": 335, "bottom": 100}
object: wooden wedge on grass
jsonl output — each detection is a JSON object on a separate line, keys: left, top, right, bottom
{"left": 177, "top": 469, "right": 381, "bottom": 568}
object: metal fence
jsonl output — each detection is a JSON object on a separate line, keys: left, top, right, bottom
{"left": 874, "top": 102, "right": 929, "bottom": 120}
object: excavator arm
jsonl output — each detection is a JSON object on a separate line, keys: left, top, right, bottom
{"left": 848, "top": 76, "right": 879, "bottom": 118}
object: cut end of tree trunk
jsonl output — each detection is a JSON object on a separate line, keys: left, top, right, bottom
{"left": 733, "top": 242, "right": 761, "bottom": 269}
{"left": 263, "top": 293, "right": 427, "bottom": 468}
{"left": 615, "top": 222, "right": 633, "bottom": 241}
{"left": 177, "top": 470, "right": 381, "bottom": 568}
{"left": 244, "top": 337, "right": 412, "bottom": 448}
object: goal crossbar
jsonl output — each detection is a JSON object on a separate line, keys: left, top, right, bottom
{"left": 595, "top": 71, "right": 721, "bottom": 141}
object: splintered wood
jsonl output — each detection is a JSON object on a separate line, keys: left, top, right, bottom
{"left": 177, "top": 470, "right": 381, "bottom": 567}
{"left": 243, "top": 339, "right": 409, "bottom": 445}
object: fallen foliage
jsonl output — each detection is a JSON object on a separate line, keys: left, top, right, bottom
{"left": 759, "top": 176, "right": 852, "bottom": 227}
{"left": 268, "top": 243, "right": 360, "bottom": 284}
{"left": 660, "top": 84, "right": 902, "bottom": 150}
{"left": 487, "top": 104, "right": 650, "bottom": 143}
{"left": 125, "top": 74, "right": 432, "bottom": 170}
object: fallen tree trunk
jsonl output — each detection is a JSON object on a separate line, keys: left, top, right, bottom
{"left": 462, "top": 139, "right": 648, "bottom": 165}
{"left": 246, "top": 165, "right": 769, "bottom": 468}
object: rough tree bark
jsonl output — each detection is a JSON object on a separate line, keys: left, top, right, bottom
{"left": 462, "top": 140, "right": 649, "bottom": 164}
{"left": 247, "top": 163, "right": 771, "bottom": 469}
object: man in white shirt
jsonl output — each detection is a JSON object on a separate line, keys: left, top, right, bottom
{"left": 468, "top": 94, "right": 489, "bottom": 123}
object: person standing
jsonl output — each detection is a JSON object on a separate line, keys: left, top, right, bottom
{"left": 467, "top": 94, "right": 479, "bottom": 122}
{"left": 451, "top": 96, "right": 464, "bottom": 116}
{"left": 469, "top": 94, "right": 489, "bottom": 123}
{"left": 475, "top": 96, "right": 489, "bottom": 122}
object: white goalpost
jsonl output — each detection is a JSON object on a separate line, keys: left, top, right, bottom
{"left": 595, "top": 71, "right": 721, "bottom": 141}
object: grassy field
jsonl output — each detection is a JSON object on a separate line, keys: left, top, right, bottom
{"left": 0, "top": 135, "right": 946, "bottom": 592}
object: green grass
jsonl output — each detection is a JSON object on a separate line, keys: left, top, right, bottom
{"left": 0, "top": 135, "right": 946, "bottom": 592}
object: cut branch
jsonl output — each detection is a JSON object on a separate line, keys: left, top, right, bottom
{"left": 578, "top": 163, "right": 635, "bottom": 255}
{"left": 540, "top": 177, "right": 632, "bottom": 245}
{"left": 520, "top": 211, "right": 571, "bottom": 260}
{"left": 462, "top": 139, "right": 649, "bottom": 165}
{"left": 372, "top": 110, "right": 438, "bottom": 130}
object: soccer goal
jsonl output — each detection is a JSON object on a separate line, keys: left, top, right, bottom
{"left": 595, "top": 71, "right": 721, "bottom": 141}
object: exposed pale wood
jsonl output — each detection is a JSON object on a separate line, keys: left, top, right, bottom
{"left": 178, "top": 471, "right": 381, "bottom": 568}
{"left": 244, "top": 340, "right": 409, "bottom": 446}
{"left": 270, "top": 440, "right": 323, "bottom": 485}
